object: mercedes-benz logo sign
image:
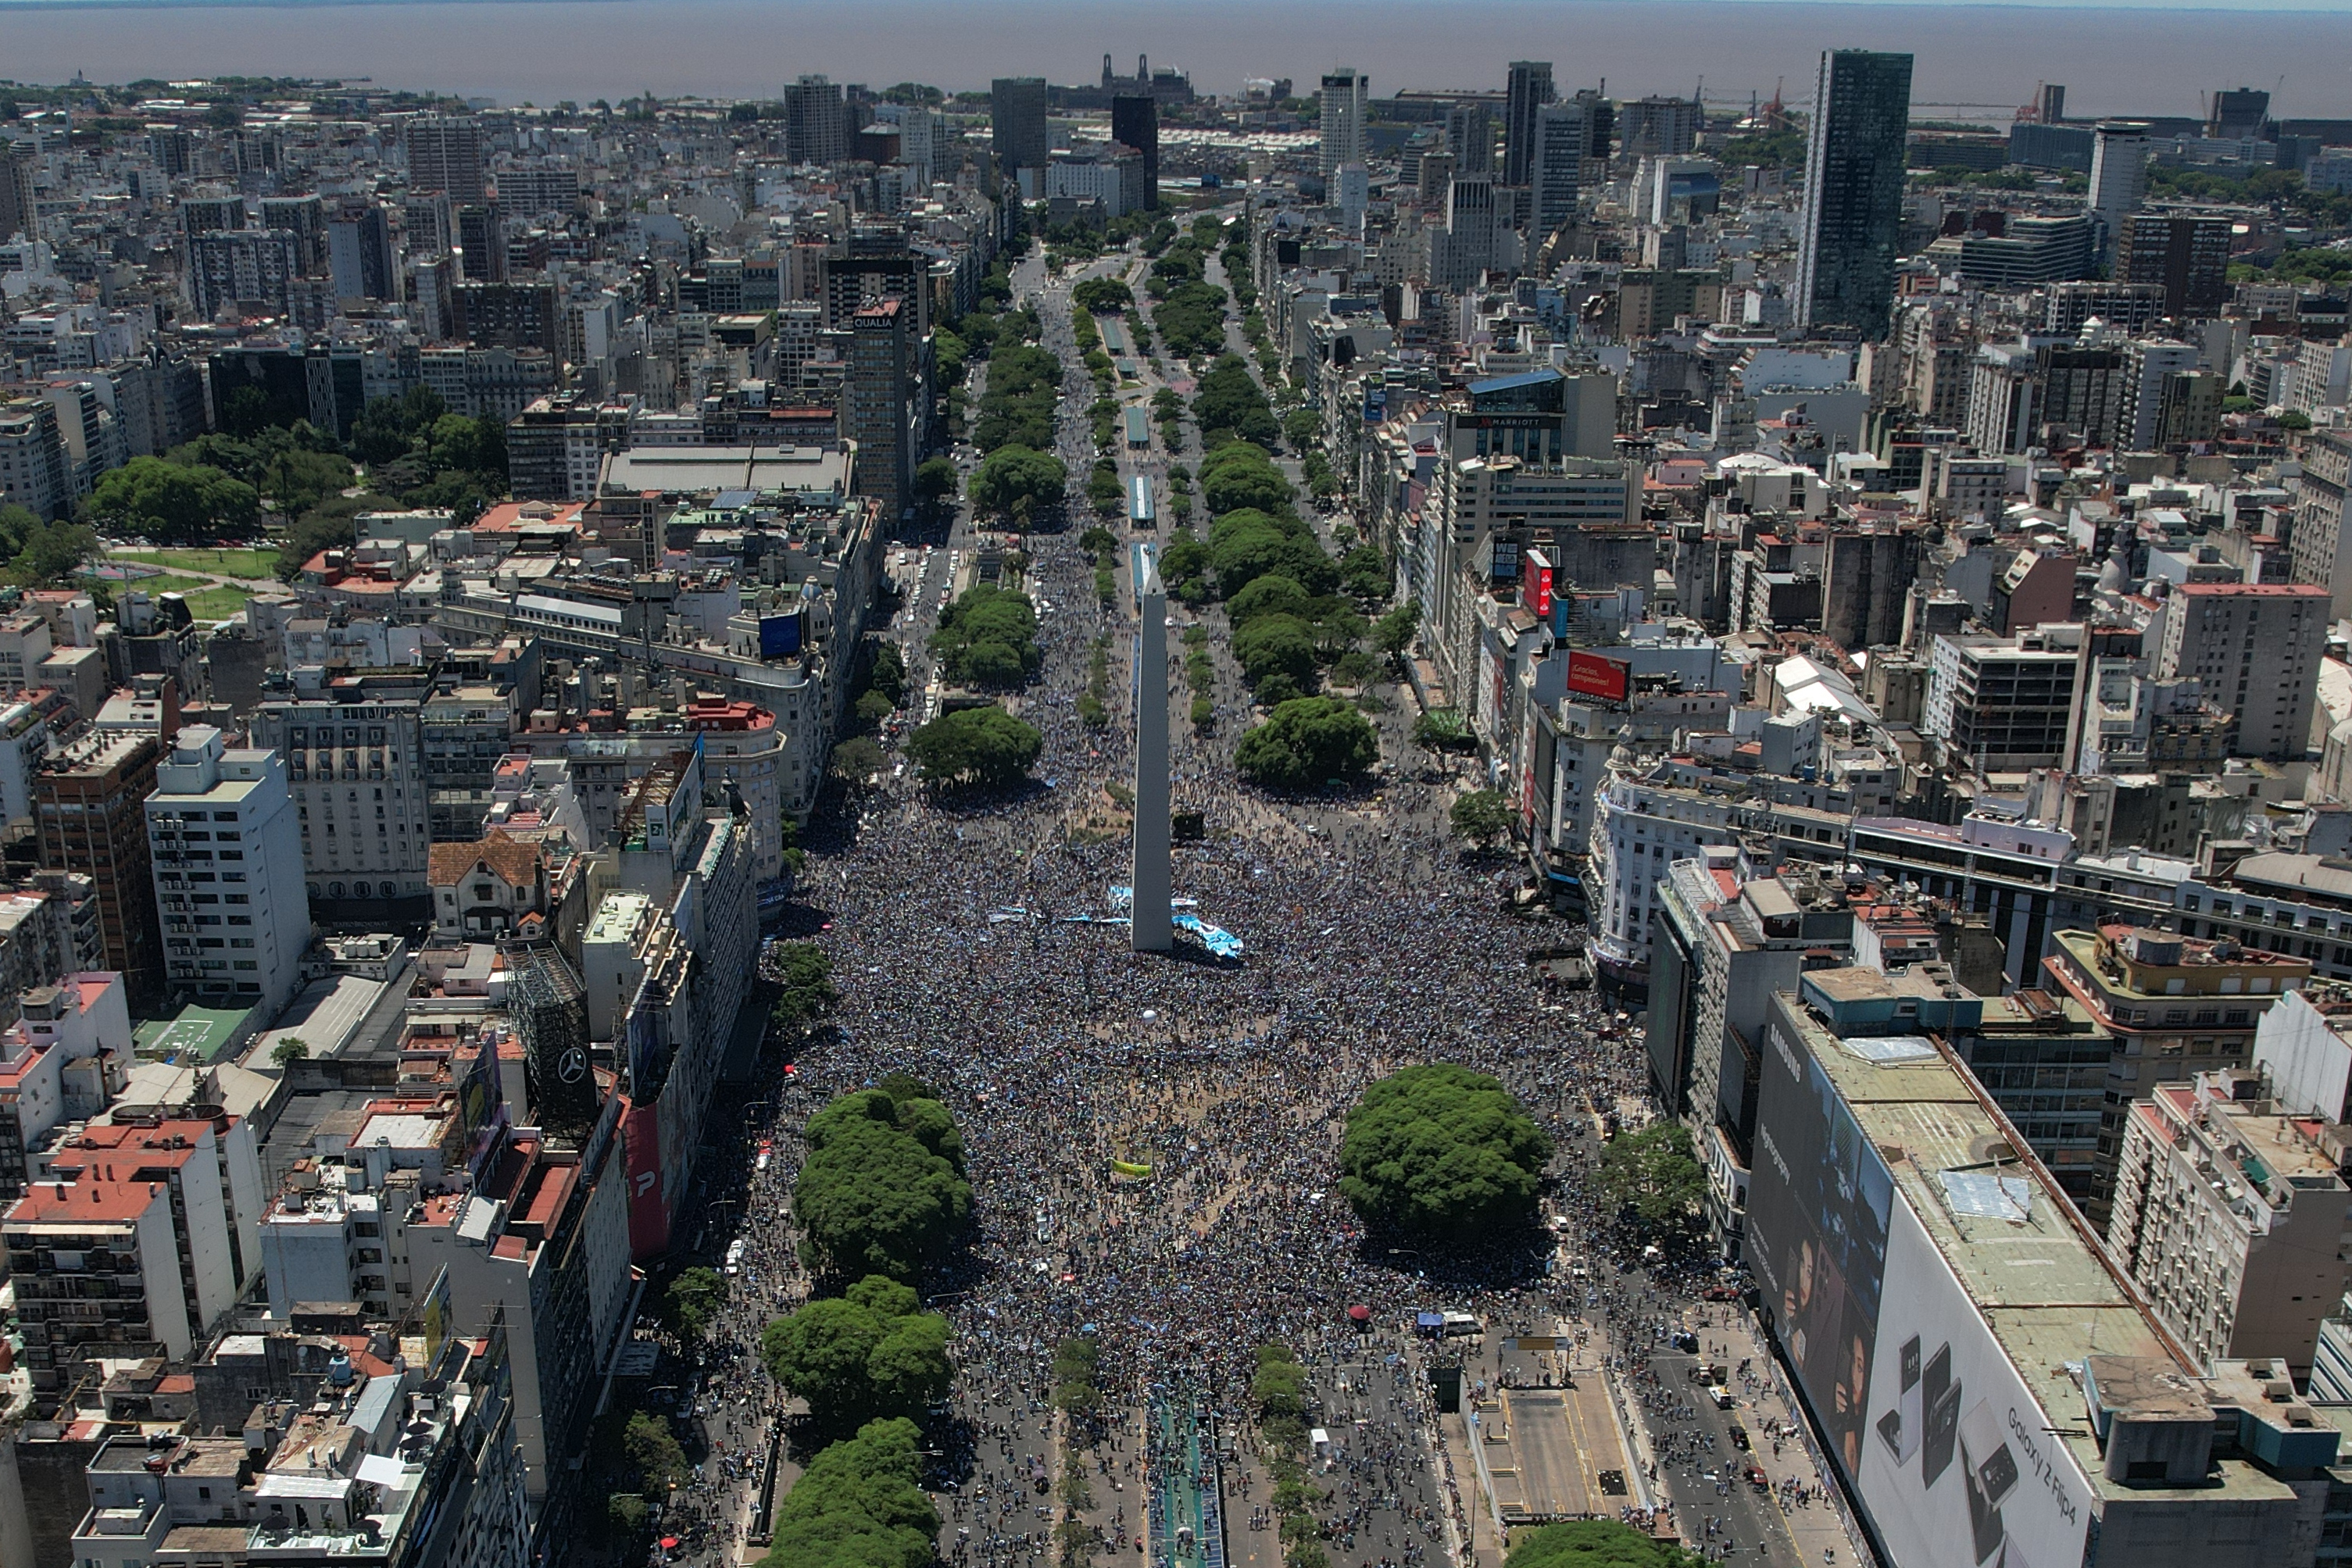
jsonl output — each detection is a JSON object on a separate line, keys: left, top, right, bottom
{"left": 558, "top": 1045, "right": 587, "bottom": 1084}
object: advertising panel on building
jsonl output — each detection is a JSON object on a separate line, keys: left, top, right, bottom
{"left": 1749, "top": 1012, "right": 1893, "bottom": 1479}
{"left": 1566, "top": 650, "right": 1631, "bottom": 702}
{"left": 1858, "top": 1202, "right": 2093, "bottom": 1568}
{"left": 1526, "top": 547, "right": 1554, "bottom": 620}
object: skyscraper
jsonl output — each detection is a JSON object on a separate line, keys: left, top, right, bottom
{"left": 784, "top": 75, "right": 850, "bottom": 166}
{"left": 848, "top": 298, "right": 913, "bottom": 523}
{"left": 147, "top": 725, "right": 310, "bottom": 1016}
{"left": 1445, "top": 102, "right": 1493, "bottom": 175}
{"left": 0, "top": 148, "right": 34, "bottom": 245}
{"left": 1110, "top": 94, "right": 1160, "bottom": 211}
{"left": 1319, "top": 69, "right": 1367, "bottom": 182}
{"left": 990, "top": 77, "right": 1050, "bottom": 182}
{"left": 405, "top": 116, "right": 486, "bottom": 202}
{"left": 1530, "top": 100, "right": 1589, "bottom": 242}
{"left": 2088, "top": 121, "right": 2151, "bottom": 263}
{"left": 1794, "top": 48, "right": 1913, "bottom": 339}
{"left": 1503, "top": 61, "right": 1556, "bottom": 188}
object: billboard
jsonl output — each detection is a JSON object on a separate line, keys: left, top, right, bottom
{"left": 1525, "top": 548, "right": 1554, "bottom": 620}
{"left": 759, "top": 611, "right": 803, "bottom": 659}
{"left": 1748, "top": 1007, "right": 1893, "bottom": 1480}
{"left": 1857, "top": 1201, "right": 2092, "bottom": 1568}
{"left": 621, "top": 1098, "right": 671, "bottom": 1261}
{"left": 1565, "top": 650, "right": 1630, "bottom": 702}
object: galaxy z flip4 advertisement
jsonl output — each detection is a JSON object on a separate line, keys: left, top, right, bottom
{"left": 1750, "top": 1020, "right": 2092, "bottom": 1568}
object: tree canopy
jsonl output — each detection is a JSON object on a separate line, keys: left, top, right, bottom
{"left": 761, "top": 1417, "right": 941, "bottom": 1568}
{"left": 793, "top": 1088, "right": 974, "bottom": 1280}
{"left": 1339, "top": 1064, "right": 1551, "bottom": 1241}
{"left": 1072, "top": 277, "right": 1135, "bottom": 314}
{"left": 1504, "top": 1521, "right": 1707, "bottom": 1568}
{"left": 931, "top": 584, "right": 1040, "bottom": 686}
{"left": 665, "top": 1265, "right": 727, "bottom": 1342}
{"left": 1199, "top": 443, "right": 1295, "bottom": 518}
{"left": 1207, "top": 509, "right": 1335, "bottom": 597}
{"left": 1192, "top": 354, "right": 1281, "bottom": 449}
{"left": 1234, "top": 697, "right": 1378, "bottom": 789}
{"left": 1595, "top": 1123, "right": 1707, "bottom": 1238}
{"left": 967, "top": 445, "right": 1067, "bottom": 520}
{"left": 760, "top": 1275, "right": 953, "bottom": 1432}
{"left": 769, "top": 941, "right": 837, "bottom": 1030}
{"left": 88, "top": 456, "right": 261, "bottom": 544}
{"left": 1451, "top": 790, "right": 1513, "bottom": 848}
{"left": 906, "top": 705, "right": 1042, "bottom": 791}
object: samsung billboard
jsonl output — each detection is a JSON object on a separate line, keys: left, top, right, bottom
{"left": 1858, "top": 1202, "right": 2092, "bottom": 1568}
{"left": 1750, "top": 1009, "right": 1893, "bottom": 1480}
{"left": 1753, "top": 1006, "right": 2095, "bottom": 1568}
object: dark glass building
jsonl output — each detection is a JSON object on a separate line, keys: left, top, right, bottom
{"left": 1795, "top": 49, "right": 1913, "bottom": 339}
{"left": 1110, "top": 93, "right": 1159, "bottom": 210}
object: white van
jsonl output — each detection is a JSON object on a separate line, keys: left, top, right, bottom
{"left": 724, "top": 1238, "right": 747, "bottom": 1277}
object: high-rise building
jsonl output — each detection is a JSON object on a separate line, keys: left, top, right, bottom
{"left": 1110, "top": 93, "right": 1160, "bottom": 210}
{"left": 2109, "top": 1064, "right": 2351, "bottom": 1381}
{"left": 248, "top": 679, "right": 434, "bottom": 925}
{"left": 989, "top": 77, "right": 1050, "bottom": 180}
{"left": 2088, "top": 121, "right": 2151, "bottom": 263}
{"left": 847, "top": 297, "right": 913, "bottom": 523}
{"left": 146, "top": 724, "right": 309, "bottom": 1016}
{"left": 405, "top": 115, "right": 487, "bottom": 202}
{"left": 2155, "top": 582, "right": 2328, "bottom": 761}
{"left": 0, "top": 397, "right": 71, "bottom": 522}
{"left": 33, "top": 731, "right": 163, "bottom": 1008}
{"left": 1502, "top": 60, "right": 1556, "bottom": 188}
{"left": 2293, "top": 429, "right": 2352, "bottom": 620}
{"left": 456, "top": 201, "right": 507, "bottom": 284}
{"left": 1794, "top": 48, "right": 1914, "bottom": 338}
{"left": 326, "top": 201, "right": 397, "bottom": 302}
{"left": 186, "top": 227, "right": 302, "bottom": 322}
{"left": 784, "top": 74, "right": 850, "bottom": 166}
{"left": 2118, "top": 212, "right": 2232, "bottom": 319}
{"left": 1444, "top": 102, "right": 1493, "bottom": 175}
{"left": 1529, "top": 100, "right": 1589, "bottom": 242}
{"left": 1750, "top": 972, "right": 2344, "bottom": 1568}
{"left": 1438, "top": 173, "right": 1499, "bottom": 288}
{"left": 1319, "top": 69, "right": 1368, "bottom": 181}
{"left": 1620, "top": 95, "right": 1701, "bottom": 159}
{"left": 0, "top": 148, "right": 37, "bottom": 244}
{"left": 2209, "top": 87, "right": 2271, "bottom": 140}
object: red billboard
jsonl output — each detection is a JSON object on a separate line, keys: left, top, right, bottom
{"left": 620, "top": 1097, "right": 670, "bottom": 1262}
{"left": 1525, "top": 548, "right": 1554, "bottom": 620}
{"left": 1566, "top": 650, "right": 1630, "bottom": 702}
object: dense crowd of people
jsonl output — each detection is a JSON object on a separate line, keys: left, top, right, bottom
{"left": 628, "top": 261, "right": 1862, "bottom": 1568}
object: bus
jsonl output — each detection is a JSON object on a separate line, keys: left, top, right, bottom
{"left": 1124, "top": 405, "right": 1150, "bottom": 450}
{"left": 1127, "top": 475, "right": 1156, "bottom": 529}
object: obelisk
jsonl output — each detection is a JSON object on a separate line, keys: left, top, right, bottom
{"left": 1131, "top": 541, "right": 1172, "bottom": 952}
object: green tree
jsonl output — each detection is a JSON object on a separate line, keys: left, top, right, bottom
{"left": 1505, "top": 1520, "right": 1707, "bottom": 1568}
{"left": 1339, "top": 545, "right": 1390, "bottom": 602}
{"left": 793, "top": 1091, "right": 974, "bottom": 1280}
{"left": 88, "top": 457, "right": 261, "bottom": 544}
{"left": 1234, "top": 697, "right": 1378, "bottom": 789}
{"left": 760, "top": 1417, "right": 939, "bottom": 1568}
{"left": 1252, "top": 1343, "right": 1310, "bottom": 1452}
{"left": 1595, "top": 1123, "right": 1707, "bottom": 1237}
{"left": 1224, "top": 573, "right": 1310, "bottom": 627}
{"left": 1232, "top": 613, "right": 1321, "bottom": 689}
{"left": 1372, "top": 602, "right": 1421, "bottom": 661}
{"left": 1053, "top": 1335, "right": 1105, "bottom": 1422}
{"left": 666, "top": 1266, "right": 727, "bottom": 1342}
{"left": 1198, "top": 443, "right": 1294, "bottom": 516}
{"left": 270, "top": 1038, "right": 310, "bottom": 1068}
{"left": 915, "top": 456, "right": 960, "bottom": 506}
{"left": 906, "top": 706, "right": 1043, "bottom": 791}
{"left": 760, "top": 1275, "right": 953, "bottom": 1430}
{"left": 1073, "top": 277, "right": 1135, "bottom": 314}
{"left": 856, "top": 689, "right": 896, "bottom": 727}
{"left": 1450, "top": 790, "right": 1513, "bottom": 849}
{"left": 769, "top": 941, "right": 837, "bottom": 1030}
{"left": 1209, "top": 511, "right": 1335, "bottom": 597}
{"left": 968, "top": 445, "right": 1069, "bottom": 519}
{"left": 622, "top": 1410, "right": 688, "bottom": 1494}
{"left": 261, "top": 448, "right": 356, "bottom": 514}
{"left": 1338, "top": 1064, "right": 1551, "bottom": 1241}
{"left": 931, "top": 584, "right": 1040, "bottom": 686}
{"left": 832, "top": 735, "right": 888, "bottom": 791}
{"left": 6, "top": 517, "right": 95, "bottom": 587}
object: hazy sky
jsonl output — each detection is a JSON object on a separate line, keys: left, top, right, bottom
{"left": 2, "top": 0, "right": 2347, "bottom": 113}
